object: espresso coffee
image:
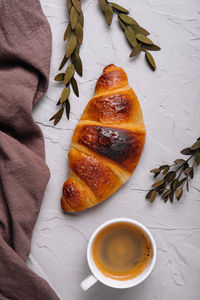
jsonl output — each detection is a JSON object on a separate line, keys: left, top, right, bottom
{"left": 92, "top": 222, "right": 152, "bottom": 281}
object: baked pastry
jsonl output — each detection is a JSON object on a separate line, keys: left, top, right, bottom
{"left": 61, "top": 64, "right": 145, "bottom": 212}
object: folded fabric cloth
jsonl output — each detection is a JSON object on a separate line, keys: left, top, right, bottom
{"left": 0, "top": 1, "right": 59, "bottom": 299}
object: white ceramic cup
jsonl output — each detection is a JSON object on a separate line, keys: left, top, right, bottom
{"left": 80, "top": 218, "right": 156, "bottom": 291}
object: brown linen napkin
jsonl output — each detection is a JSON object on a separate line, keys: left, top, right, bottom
{"left": 0, "top": 1, "right": 59, "bottom": 299}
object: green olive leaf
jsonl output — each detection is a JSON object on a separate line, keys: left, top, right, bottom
{"left": 159, "top": 164, "right": 170, "bottom": 170}
{"left": 150, "top": 168, "right": 160, "bottom": 174}
{"left": 64, "top": 64, "right": 75, "bottom": 85}
{"left": 174, "top": 159, "right": 185, "bottom": 165}
{"left": 70, "top": 6, "right": 79, "bottom": 29}
{"left": 130, "top": 43, "right": 142, "bottom": 57}
{"left": 54, "top": 73, "right": 65, "bottom": 81}
{"left": 171, "top": 179, "right": 178, "bottom": 191}
{"left": 181, "top": 148, "right": 193, "bottom": 155}
{"left": 142, "top": 44, "right": 161, "bottom": 51}
{"left": 189, "top": 168, "right": 194, "bottom": 179}
{"left": 166, "top": 172, "right": 176, "bottom": 183}
{"left": 105, "top": 4, "right": 113, "bottom": 25}
{"left": 119, "top": 14, "right": 138, "bottom": 26}
{"left": 70, "top": 77, "right": 79, "bottom": 97}
{"left": 59, "top": 55, "right": 68, "bottom": 71}
{"left": 54, "top": 109, "right": 64, "bottom": 125}
{"left": 64, "top": 24, "right": 72, "bottom": 41}
{"left": 67, "top": 0, "right": 72, "bottom": 12}
{"left": 136, "top": 34, "right": 153, "bottom": 45}
{"left": 169, "top": 192, "right": 174, "bottom": 203}
{"left": 186, "top": 180, "right": 189, "bottom": 192}
{"left": 131, "top": 24, "right": 149, "bottom": 36}
{"left": 162, "top": 189, "right": 172, "bottom": 198}
{"left": 145, "top": 51, "right": 156, "bottom": 71}
{"left": 60, "top": 87, "right": 70, "bottom": 104}
{"left": 72, "top": 52, "right": 82, "bottom": 76}
{"left": 72, "top": 0, "right": 82, "bottom": 13}
{"left": 130, "top": 24, "right": 150, "bottom": 36}
{"left": 118, "top": 16, "right": 126, "bottom": 30}
{"left": 190, "top": 140, "right": 200, "bottom": 150}
{"left": 176, "top": 188, "right": 183, "bottom": 201}
{"left": 79, "top": 11, "right": 84, "bottom": 26}
{"left": 184, "top": 167, "right": 192, "bottom": 175}
{"left": 110, "top": 2, "right": 129, "bottom": 13}
{"left": 49, "top": 107, "right": 64, "bottom": 125}
{"left": 99, "top": 0, "right": 107, "bottom": 12}
{"left": 66, "top": 34, "right": 77, "bottom": 58}
{"left": 125, "top": 26, "right": 137, "bottom": 48}
{"left": 152, "top": 180, "right": 165, "bottom": 188}
{"left": 65, "top": 99, "right": 71, "bottom": 120}
{"left": 162, "top": 166, "right": 170, "bottom": 175}
{"left": 75, "top": 22, "right": 83, "bottom": 44}
{"left": 150, "top": 190, "right": 157, "bottom": 202}
{"left": 146, "top": 190, "right": 153, "bottom": 199}
{"left": 75, "top": 43, "right": 80, "bottom": 54}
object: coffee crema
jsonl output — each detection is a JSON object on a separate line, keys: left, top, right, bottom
{"left": 92, "top": 222, "right": 153, "bottom": 281}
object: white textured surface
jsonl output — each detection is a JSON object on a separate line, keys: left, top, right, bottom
{"left": 28, "top": 0, "right": 200, "bottom": 299}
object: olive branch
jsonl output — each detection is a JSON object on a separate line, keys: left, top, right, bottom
{"left": 146, "top": 138, "right": 200, "bottom": 203}
{"left": 50, "top": 0, "right": 160, "bottom": 125}
{"left": 50, "top": 0, "right": 83, "bottom": 125}
{"left": 99, "top": 0, "right": 160, "bottom": 70}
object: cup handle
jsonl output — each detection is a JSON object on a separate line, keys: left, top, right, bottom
{"left": 80, "top": 274, "right": 98, "bottom": 291}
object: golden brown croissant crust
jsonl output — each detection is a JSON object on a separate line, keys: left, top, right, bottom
{"left": 81, "top": 90, "right": 135, "bottom": 124}
{"left": 73, "top": 124, "right": 145, "bottom": 174}
{"left": 95, "top": 64, "right": 128, "bottom": 96}
{"left": 61, "top": 64, "right": 145, "bottom": 212}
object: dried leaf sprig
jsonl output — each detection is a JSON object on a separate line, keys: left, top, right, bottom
{"left": 50, "top": 0, "right": 83, "bottom": 125}
{"left": 146, "top": 138, "right": 200, "bottom": 203}
{"left": 99, "top": 0, "right": 160, "bottom": 70}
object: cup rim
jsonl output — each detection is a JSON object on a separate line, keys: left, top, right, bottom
{"left": 87, "top": 217, "right": 157, "bottom": 289}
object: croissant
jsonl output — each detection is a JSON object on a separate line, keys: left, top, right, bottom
{"left": 61, "top": 64, "right": 145, "bottom": 212}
